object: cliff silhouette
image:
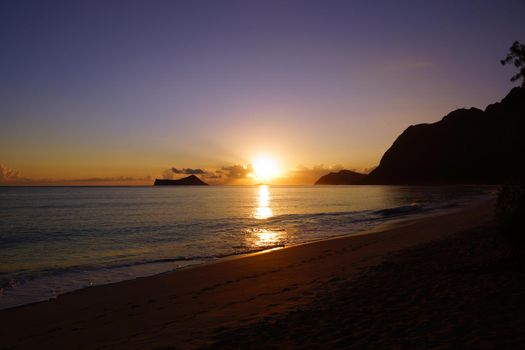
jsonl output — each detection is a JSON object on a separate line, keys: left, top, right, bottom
{"left": 363, "top": 87, "right": 525, "bottom": 184}
{"left": 154, "top": 175, "right": 208, "bottom": 186}
{"left": 315, "top": 170, "right": 366, "bottom": 185}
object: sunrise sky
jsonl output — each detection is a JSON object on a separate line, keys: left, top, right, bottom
{"left": 1, "top": 0, "right": 525, "bottom": 185}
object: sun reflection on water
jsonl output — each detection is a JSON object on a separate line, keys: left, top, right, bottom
{"left": 254, "top": 185, "right": 273, "bottom": 220}
{"left": 246, "top": 185, "right": 287, "bottom": 248}
{"left": 244, "top": 228, "right": 286, "bottom": 248}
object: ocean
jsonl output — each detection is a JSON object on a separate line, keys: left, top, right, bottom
{"left": 0, "top": 185, "right": 495, "bottom": 309}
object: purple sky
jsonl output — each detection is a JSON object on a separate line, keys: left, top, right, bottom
{"left": 1, "top": 0, "right": 524, "bottom": 184}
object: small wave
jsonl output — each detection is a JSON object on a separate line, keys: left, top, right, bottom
{"left": 265, "top": 204, "right": 425, "bottom": 222}
{"left": 373, "top": 204, "right": 425, "bottom": 217}
{"left": 0, "top": 244, "right": 287, "bottom": 293}
{"left": 263, "top": 209, "right": 375, "bottom": 226}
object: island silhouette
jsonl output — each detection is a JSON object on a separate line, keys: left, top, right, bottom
{"left": 154, "top": 174, "right": 208, "bottom": 186}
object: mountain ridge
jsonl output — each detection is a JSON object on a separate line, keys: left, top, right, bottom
{"left": 314, "top": 170, "right": 367, "bottom": 185}
{"left": 364, "top": 87, "right": 525, "bottom": 184}
{"left": 314, "top": 87, "right": 525, "bottom": 185}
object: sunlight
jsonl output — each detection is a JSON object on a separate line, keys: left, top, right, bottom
{"left": 254, "top": 185, "right": 273, "bottom": 219}
{"left": 244, "top": 228, "right": 286, "bottom": 248}
{"left": 252, "top": 155, "right": 280, "bottom": 182}
{"left": 254, "top": 229, "right": 281, "bottom": 247}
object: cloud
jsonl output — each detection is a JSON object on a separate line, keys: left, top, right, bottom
{"left": 171, "top": 168, "right": 207, "bottom": 175}
{"left": 204, "top": 173, "right": 221, "bottom": 180}
{"left": 61, "top": 176, "right": 152, "bottom": 183}
{"left": 161, "top": 163, "right": 373, "bottom": 185}
{"left": 363, "top": 165, "right": 377, "bottom": 174}
{"left": 0, "top": 165, "right": 152, "bottom": 185}
{"left": 386, "top": 60, "right": 435, "bottom": 72}
{"left": 161, "top": 167, "right": 209, "bottom": 180}
{"left": 284, "top": 164, "right": 345, "bottom": 185}
{"left": 162, "top": 168, "right": 175, "bottom": 179}
{"left": 219, "top": 164, "right": 253, "bottom": 179}
{"left": 196, "top": 164, "right": 254, "bottom": 185}
{"left": 164, "top": 163, "right": 258, "bottom": 185}
{"left": 0, "top": 164, "right": 20, "bottom": 183}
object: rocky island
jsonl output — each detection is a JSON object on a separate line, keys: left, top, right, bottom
{"left": 154, "top": 175, "right": 208, "bottom": 186}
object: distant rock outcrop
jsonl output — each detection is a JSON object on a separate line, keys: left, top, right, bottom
{"left": 154, "top": 175, "right": 208, "bottom": 186}
{"left": 365, "top": 87, "right": 525, "bottom": 184}
{"left": 315, "top": 170, "right": 367, "bottom": 185}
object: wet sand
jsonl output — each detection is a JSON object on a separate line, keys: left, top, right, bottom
{"left": 209, "top": 205, "right": 525, "bottom": 349}
{"left": 0, "top": 200, "right": 501, "bottom": 349}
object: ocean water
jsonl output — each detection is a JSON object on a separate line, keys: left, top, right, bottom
{"left": 0, "top": 185, "right": 494, "bottom": 309}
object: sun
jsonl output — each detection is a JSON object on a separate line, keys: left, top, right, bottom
{"left": 252, "top": 155, "right": 280, "bottom": 182}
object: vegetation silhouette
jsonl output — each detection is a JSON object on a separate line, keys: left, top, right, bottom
{"left": 496, "top": 184, "right": 525, "bottom": 255}
{"left": 501, "top": 41, "right": 525, "bottom": 87}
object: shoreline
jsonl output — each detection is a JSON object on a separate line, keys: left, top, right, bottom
{"left": 0, "top": 198, "right": 495, "bottom": 349}
{"left": 0, "top": 197, "right": 482, "bottom": 312}
{"left": 208, "top": 202, "right": 524, "bottom": 349}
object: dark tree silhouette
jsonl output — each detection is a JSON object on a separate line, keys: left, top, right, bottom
{"left": 501, "top": 41, "right": 525, "bottom": 87}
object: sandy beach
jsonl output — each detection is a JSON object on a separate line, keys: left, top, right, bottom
{"left": 2, "top": 199, "right": 515, "bottom": 349}
{"left": 3, "top": 2, "right": 524, "bottom": 349}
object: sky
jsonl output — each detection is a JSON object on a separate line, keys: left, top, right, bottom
{"left": 1, "top": 0, "right": 525, "bottom": 185}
